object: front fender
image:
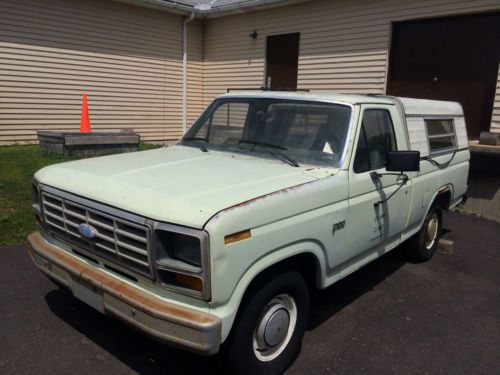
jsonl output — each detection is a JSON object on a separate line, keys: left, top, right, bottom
{"left": 209, "top": 241, "right": 326, "bottom": 342}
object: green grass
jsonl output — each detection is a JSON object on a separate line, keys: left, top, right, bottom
{"left": 0, "top": 143, "right": 160, "bottom": 246}
{"left": 138, "top": 142, "right": 161, "bottom": 151}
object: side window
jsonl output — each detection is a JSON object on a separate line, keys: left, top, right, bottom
{"left": 425, "top": 119, "right": 456, "bottom": 154}
{"left": 354, "top": 109, "right": 397, "bottom": 173}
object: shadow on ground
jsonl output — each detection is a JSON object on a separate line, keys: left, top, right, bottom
{"left": 308, "top": 245, "right": 408, "bottom": 330}
{"left": 43, "top": 241, "right": 414, "bottom": 374}
{"left": 45, "top": 288, "right": 218, "bottom": 374}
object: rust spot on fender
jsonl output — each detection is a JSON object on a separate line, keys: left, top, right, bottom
{"left": 207, "top": 180, "right": 315, "bottom": 224}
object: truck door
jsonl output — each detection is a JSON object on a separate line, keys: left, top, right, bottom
{"left": 342, "top": 105, "right": 411, "bottom": 266}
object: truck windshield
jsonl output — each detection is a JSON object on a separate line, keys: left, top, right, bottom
{"left": 180, "top": 98, "right": 352, "bottom": 167}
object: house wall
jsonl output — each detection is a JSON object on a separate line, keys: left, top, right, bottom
{"left": 0, "top": 0, "right": 203, "bottom": 145}
{"left": 1, "top": 0, "right": 499, "bottom": 145}
{"left": 203, "top": 0, "right": 500, "bottom": 133}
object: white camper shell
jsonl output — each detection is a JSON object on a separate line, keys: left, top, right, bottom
{"left": 398, "top": 97, "right": 469, "bottom": 157}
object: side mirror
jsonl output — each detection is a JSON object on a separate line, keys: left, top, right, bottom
{"left": 386, "top": 151, "right": 420, "bottom": 172}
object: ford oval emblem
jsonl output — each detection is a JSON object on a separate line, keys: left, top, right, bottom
{"left": 78, "top": 223, "right": 97, "bottom": 239}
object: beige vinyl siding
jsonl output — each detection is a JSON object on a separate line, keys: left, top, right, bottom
{"left": 491, "top": 66, "right": 500, "bottom": 133}
{"left": 2, "top": 0, "right": 499, "bottom": 144}
{"left": 0, "top": 0, "right": 203, "bottom": 145}
{"left": 203, "top": 0, "right": 500, "bottom": 132}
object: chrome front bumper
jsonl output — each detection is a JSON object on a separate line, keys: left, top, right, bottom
{"left": 27, "top": 232, "right": 221, "bottom": 355}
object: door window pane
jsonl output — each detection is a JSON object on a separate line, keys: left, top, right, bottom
{"left": 353, "top": 125, "right": 370, "bottom": 173}
{"left": 354, "top": 110, "right": 397, "bottom": 173}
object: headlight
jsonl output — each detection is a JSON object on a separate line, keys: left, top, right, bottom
{"left": 32, "top": 179, "right": 43, "bottom": 225}
{"left": 172, "top": 233, "right": 202, "bottom": 266}
{"left": 32, "top": 180, "right": 41, "bottom": 211}
{"left": 153, "top": 224, "right": 210, "bottom": 300}
{"left": 32, "top": 179, "right": 45, "bottom": 228}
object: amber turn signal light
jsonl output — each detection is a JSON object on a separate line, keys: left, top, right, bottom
{"left": 224, "top": 229, "right": 251, "bottom": 245}
{"left": 174, "top": 273, "right": 203, "bottom": 292}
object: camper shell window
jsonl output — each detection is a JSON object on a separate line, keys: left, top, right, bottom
{"left": 425, "top": 119, "right": 457, "bottom": 154}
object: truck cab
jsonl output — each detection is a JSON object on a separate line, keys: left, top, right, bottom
{"left": 28, "top": 91, "right": 469, "bottom": 374}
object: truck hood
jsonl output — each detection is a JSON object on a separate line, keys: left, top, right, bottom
{"left": 35, "top": 146, "right": 330, "bottom": 228}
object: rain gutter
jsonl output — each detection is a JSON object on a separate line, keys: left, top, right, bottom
{"left": 112, "top": 0, "right": 311, "bottom": 17}
{"left": 202, "top": 0, "right": 311, "bottom": 18}
{"left": 111, "top": 0, "right": 194, "bottom": 15}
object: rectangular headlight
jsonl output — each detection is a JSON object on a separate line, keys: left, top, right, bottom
{"left": 173, "top": 232, "right": 202, "bottom": 267}
{"left": 32, "top": 179, "right": 41, "bottom": 211}
{"left": 153, "top": 223, "right": 210, "bottom": 300}
{"left": 32, "top": 179, "right": 43, "bottom": 228}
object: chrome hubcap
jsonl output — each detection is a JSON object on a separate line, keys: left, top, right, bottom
{"left": 253, "top": 294, "right": 297, "bottom": 362}
{"left": 425, "top": 213, "right": 439, "bottom": 249}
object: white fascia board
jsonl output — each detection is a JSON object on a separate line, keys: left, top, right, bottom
{"left": 111, "top": 0, "right": 195, "bottom": 16}
{"left": 111, "top": 0, "right": 313, "bottom": 17}
{"left": 202, "top": 0, "right": 312, "bottom": 18}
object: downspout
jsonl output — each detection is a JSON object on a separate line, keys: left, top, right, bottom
{"left": 182, "top": 12, "right": 195, "bottom": 134}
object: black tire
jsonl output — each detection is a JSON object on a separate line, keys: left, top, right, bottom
{"left": 223, "top": 271, "right": 310, "bottom": 375}
{"left": 408, "top": 205, "right": 442, "bottom": 262}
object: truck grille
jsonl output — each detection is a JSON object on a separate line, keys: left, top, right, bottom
{"left": 41, "top": 191, "right": 152, "bottom": 278}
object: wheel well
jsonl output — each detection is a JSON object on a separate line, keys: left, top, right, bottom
{"left": 222, "top": 253, "right": 320, "bottom": 347}
{"left": 433, "top": 187, "right": 452, "bottom": 210}
{"left": 239, "top": 253, "right": 319, "bottom": 312}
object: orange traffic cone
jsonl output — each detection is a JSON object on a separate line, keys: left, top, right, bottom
{"left": 80, "top": 93, "right": 91, "bottom": 132}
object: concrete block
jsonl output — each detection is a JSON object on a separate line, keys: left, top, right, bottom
{"left": 479, "top": 131, "right": 500, "bottom": 146}
{"left": 438, "top": 239, "right": 454, "bottom": 255}
{"left": 37, "top": 131, "right": 140, "bottom": 157}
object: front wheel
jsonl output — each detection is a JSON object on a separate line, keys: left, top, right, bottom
{"left": 224, "top": 271, "right": 310, "bottom": 375}
{"left": 408, "top": 205, "right": 442, "bottom": 262}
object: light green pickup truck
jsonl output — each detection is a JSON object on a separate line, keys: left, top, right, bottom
{"left": 28, "top": 91, "right": 469, "bottom": 374}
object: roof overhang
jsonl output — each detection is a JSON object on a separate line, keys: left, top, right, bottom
{"left": 111, "top": 0, "right": 313, "bottom": 18}
{"left": 111, "top": 0, "right": 193, "bottom": 16}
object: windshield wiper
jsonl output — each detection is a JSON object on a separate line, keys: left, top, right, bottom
{"left": 239, "top": 139, "right": 299, "bottom": 167}
{"left": 238, "top": 139, "right": 287, "bottom": 151}
{"left": 267, "top": 150, "right": 300, "bottom": 167}
{"left": 182, "top": 136, "right": 208, "bottom": 152}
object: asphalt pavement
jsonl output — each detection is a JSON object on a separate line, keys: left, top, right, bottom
{"left": 0, "top": 211, "right": 499, "bottom": 374}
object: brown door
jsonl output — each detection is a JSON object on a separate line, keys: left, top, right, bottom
{"left": 265, "top": 33, "right": 300, "bottom": 90}
{"left": 387, "top": 13, "right": 500, "bottom": 138}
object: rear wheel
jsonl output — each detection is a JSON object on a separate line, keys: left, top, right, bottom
{"left": 224, "top": 271, "right": 309, "bottom": 375}
{"left": 408, "top": 205, "right": 442, "bottom": 262}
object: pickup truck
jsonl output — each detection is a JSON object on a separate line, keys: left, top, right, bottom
{"left": 28, "top": 91, "right": 469, "bottom": 374}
